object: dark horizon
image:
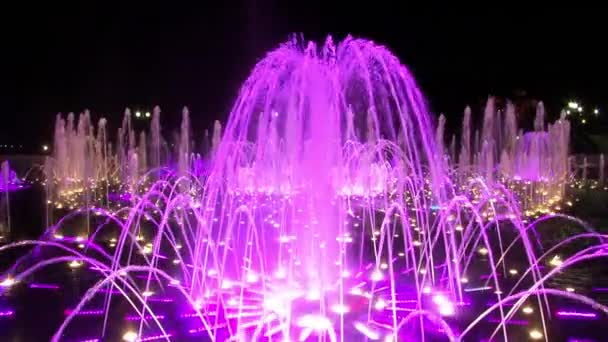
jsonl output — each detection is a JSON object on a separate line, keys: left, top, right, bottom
{"left": 3, "top": 4, "right": 606, "bottom": 152}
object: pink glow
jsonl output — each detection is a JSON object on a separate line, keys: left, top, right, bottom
{"left": 0, "top": 310, "right": 14, "bottom": 317}
{"left": 139, "top": 333, "right": 173, "bottom": 341}
{"left": 432, "top": 294, "right": 455, "bottom": 316}
{"left": 124, "top": 314, "right": 166, "bottom": 321}
{"left": 29, "top": 283, "right": 60, "bottom": 289}
{"left": 556, "top": 310, "right": 597, "bottom": 319}
{"left": 146, "top": 297, "right": 174, "bottom": 302}
{"left": 487, "top": 318, "right": 528, "bottom": 326}
{"left": 64, "top": 309, "right": 104, "bottom": 316}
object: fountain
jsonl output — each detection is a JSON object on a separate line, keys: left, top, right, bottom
{"left": 0, "top": 160, "right": 27, "bottom": 241}
{"left": 434, "top": 99, "right": 571, "bottom": 213}
{"left": 200, "top": 36, "right": 452, "bottom": 339}
{"left": 2, "top": 36, "right": 607, "bottom": 342}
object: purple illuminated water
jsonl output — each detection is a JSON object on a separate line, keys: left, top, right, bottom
{"left": 1, "top": 36, "right": 607, "bottom": 341}
{"left": 436, "top": 99, "right": 571, "bottom": 211}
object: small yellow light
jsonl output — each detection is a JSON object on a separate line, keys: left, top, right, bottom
{"left": 68, "top": 260, "right": 82, "bottom": 268}
{"left": 529, "top": 329, "right": 543, "bottom": 340}
{"left": 549, "top": 255, "right": 563, "bottom": 267}
{"left": 122, "top": 330, "right": 138, "bottom": 342}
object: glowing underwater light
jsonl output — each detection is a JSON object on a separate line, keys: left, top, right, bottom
{"left": 68, "top": 260, "right": 82, "bottom": 268}
{"left": 374, "top": 298, "right": 387, "bottom": 310}
{"left": 0, "top": 277, "right": 15, "bottom": 287}
{"left": 529, "top": 329, "right": 543, "bottom": 340}
{"left": 556, "top": 310, "right": 597, "bottom": 319}
{"left": 371, "top": 270, "right": 383, "bottom": 282}
{"left": 122, "top": 331, "right": 138, "bottom": 342}
{"left": 246, "top": 271, "right": 259, "bottom": 283}
{"left": 330, "top": 304, "right": 349, "bottom": 314}
{"left": 549, "top": 255, "right": 563, "bottom": 267}
{"left": 432, "top": 294, "right": 455, "bottom": 316}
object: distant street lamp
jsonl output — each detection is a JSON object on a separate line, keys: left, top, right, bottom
{"left": 568, "top": 101, "right": 579, "bottom": 109}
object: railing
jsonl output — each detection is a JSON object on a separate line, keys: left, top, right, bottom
{"left": 570, "top": 154, "right": 606, "bottom": 182}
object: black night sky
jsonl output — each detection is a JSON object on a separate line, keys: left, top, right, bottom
{"left": 3, "top": 3, "right": 606, "bottom": 152}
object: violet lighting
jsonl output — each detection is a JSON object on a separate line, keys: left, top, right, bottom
{"left": 64, "top": 309, "right": 104, "bottom": 316}
{"left": 556, "top": 310, "right": 597, "bottom": 319}
{"left": 29, "top": 283, "right": 60, "bottom": 290}
{"left": 0, "top": 310, "right": 14, "bottom": 317}
{"left": 124, "top": 314, "right": 166, "bottom": 321}
{"left": 139, "top": 333, "right": 173, "bottom": 341}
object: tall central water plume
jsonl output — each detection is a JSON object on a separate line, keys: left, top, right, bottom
{"left": 200, "top": 35, "right": 453, "bottom": 324}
